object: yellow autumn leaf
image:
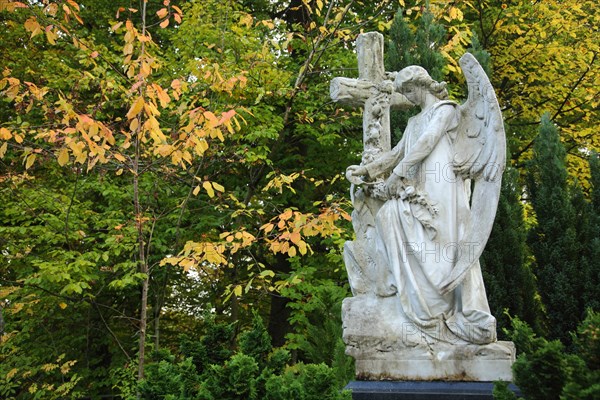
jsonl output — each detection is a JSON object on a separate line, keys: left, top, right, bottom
{"left": 290, "top": 231, "right": 301, "bottom": 245}
{"left": 123, "top": 42, "right": 134, "bottom": 55}
{"left": 233, "top": 285, "right": 242, "bottom": 297}
{"left": 45, "top": 27, "right": 58, "bottom": 45}
{"left": 156, "top": 7, "right": 168, "bottom": 18}
{"left": 280, "top": 209, "right": 293, "bottom": 221}
{"left": 171, "top": 79, "right": 182, "bottom": 91}
{"left": 449, "top": 6, "right": 458, "bottom": 20}
{"left": 140, "top": 61, "right": 151, "bottom": 77}
{"left": 156, "top": 144, "right": 172, "bottom": 156}
{"left": 24, "top": 17, "right": 42, "bottom": 38}
{"left": 153, "top": 83, "right": 170, "bottom": 107}
{"left": 60, "top": 360, "right": 75, "bottom": 374}
{"left": 25, "top": 153, "right": 36, "bottom": 169}
{"left": 193, "top": 185, "right": 200, "bottom": 196}
{"left": 46, "top": 3, "right": 59, "bottom": 16}
{"left": 6, "top": 368, "right": 18, "bottom": 380}
{"left": 203, "top": 181, "right": 215, "bottom": 198}
{"left": 126, "top": 97, "right": 144, "bottom": 120}
{"left": 288, "top": 246, "right": 297, "bottom": 257}
{"left": 0, "top": 142, "right": 7, "bottom": 158}
{"left": 260, "top": 223, "right": 274, "bottom": 233}
{"left": 195, "top": 139, "right": 209, "bottom": 155}
{"left": 66, "top": 0, "right": 80, "bottom": 11}
{"left": 129, "top": 118, "right": 139, "bottom": 132}
{"left": 41, "top": 363, "right": 57, "bottom": 372}
{"left": 58, "top": 302, "right": 67, "bottom": 309}
{"left": 111, "top": 21, "right": 123, "bottom": 32}
{"left": 160, "top": 18, "right": 169, "bottom": 28}
{"left": 179, "top": 258, "right": 195, "bottom": 271}
{"left": 298, "top": 240, "right": 308, "bottom": 255}
{"left": 212, "top": 181, "right": 225, "bottom": 192}
{"left": 57, "top": 147, "right": 69, "bottom": 166}
{"left": 0, "top": 127, "right": 12, "bottom": 140}
{"left": 145, "top": 117, "right": 166, "bottom": 143}
{"left": 239, "top": 13, "right": 253, "bottom": 27}
{"left": 144, "top": 101, "right": 160, "bottom": 117}
{"left": 223, "top": 120, "right": 234, "bottom": 134}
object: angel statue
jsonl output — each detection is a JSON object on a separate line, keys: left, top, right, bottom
{"left": 337, "top": 42, "right": 514, "bottom": 381}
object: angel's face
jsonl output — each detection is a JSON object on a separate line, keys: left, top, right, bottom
{"left": 400, "top": 83, "right": 424, "bottom": 106}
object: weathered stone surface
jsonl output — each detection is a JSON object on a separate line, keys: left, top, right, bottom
{"left": 342, "top": 296, "right": 515, "bottom": 381}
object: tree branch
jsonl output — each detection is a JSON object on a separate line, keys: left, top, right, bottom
{"left": 552, "top": 51, "right": 597, "bottom": 120}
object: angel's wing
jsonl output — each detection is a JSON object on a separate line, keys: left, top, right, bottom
{"left": 437, "top": 53, "right": 506, "bottom": 295}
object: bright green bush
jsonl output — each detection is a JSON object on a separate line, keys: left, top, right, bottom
{"left": 137, "top": 313, "right": 350, "bottom": 400}
{"left": 495, "top": 312, "right": 600, "bottom": 400}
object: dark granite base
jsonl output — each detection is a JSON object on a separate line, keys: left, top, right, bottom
{"left": 345, "top": 381, "right": 521, "bottom": 399}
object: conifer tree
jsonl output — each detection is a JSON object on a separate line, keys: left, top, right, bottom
{"left": 527, "top": 114, "right": 583, "bottom": 342}
{"left": 385, "top": 8, "right": 446, "bottom": 80}
{"left": 580, "top": 153, "right": 600, "bottom": 311}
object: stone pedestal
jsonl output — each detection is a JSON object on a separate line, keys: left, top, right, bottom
{"left": 345, "top": 381, "right": 522, "bottom": 399}
{"left": 343, "top": 296, "right": 516, "bottom": 382}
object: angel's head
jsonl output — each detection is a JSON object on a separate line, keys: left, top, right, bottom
{"left": 395, "top": 66, "right": 448, "bottom": 103}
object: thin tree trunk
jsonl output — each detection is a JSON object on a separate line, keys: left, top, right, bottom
{"left": 0, "top": 304, "right": 4, "bottom": 343}
{"left": 267, "top": 253, "right": 292, "bottom": 347}
{"left": 134, "top": 134, "right": 150, "bottom": 395}
{"left": 134, "top": 131, "right": 149, "bottom": 389}
{"left": 136, "top": 1, "right": 149, "bottom": 394}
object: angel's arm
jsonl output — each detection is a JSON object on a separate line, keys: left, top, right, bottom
{"left": 363, "top": 134, "right": 406, "bottom": 179}
{"left": 392, "top": 104, "right": 457, "bottom": 177}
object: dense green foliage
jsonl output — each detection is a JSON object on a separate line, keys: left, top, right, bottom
{"left": 137, "top": 313, "right": 351, "bottom": 400}
{"left": 527, "top": 114, "right": 599, "bottom": 343}
{"left": 494, "top": 311, "right": 600, "bottom": 400}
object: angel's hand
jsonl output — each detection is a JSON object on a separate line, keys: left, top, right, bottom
{"left": 385, "top": 172, "right": 404, "bottom": 198}
{"left": 346, "top": 165, "right": 368, "bottom": 185}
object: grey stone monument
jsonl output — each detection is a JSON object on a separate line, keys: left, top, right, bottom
{"left": 332, "top": 32, "right": 516, "bottom": 397}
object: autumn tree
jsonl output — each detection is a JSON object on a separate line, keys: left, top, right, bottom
{"left": 0, "top": 0, "right": 395, "bottom": 396}
{"left": 0, "top": 0, "right": 242, "bottom": 396}
{"left": 466, "top": 0, "right": 600, "bottom": 186}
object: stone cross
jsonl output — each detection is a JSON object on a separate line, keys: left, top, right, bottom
{"left": 330, "top": 32, "right": 410, "bottom": 165}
